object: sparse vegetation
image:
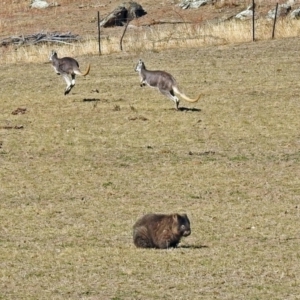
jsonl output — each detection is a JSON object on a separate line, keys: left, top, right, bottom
{"left": 2, "top": 1, "right": 300, "bottom": 63}
{"left": 1, "top": 1, "right": 300, "bottom": 299}
{"left": 3, "top": 18, "right": 300, "bottom": 63}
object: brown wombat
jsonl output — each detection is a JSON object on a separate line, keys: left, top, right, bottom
{"left": 133, "top": 213, "right": 191, "bottom": 249}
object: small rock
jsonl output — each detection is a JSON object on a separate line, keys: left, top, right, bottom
{"left": 30, "top": 0, "right": 49, "bottom": 9}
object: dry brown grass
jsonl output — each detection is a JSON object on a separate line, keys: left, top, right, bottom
{"left": 2, "top": 0, "right": 300, "bottom": 64}
{"left": 1, "top": 1, "right": 300, "bottom": 299}
{"left": 3, "top": 18, "right": 300, "bottom": 64}
{"left": 1, "top": 36, "right": 300, "bottom": 299}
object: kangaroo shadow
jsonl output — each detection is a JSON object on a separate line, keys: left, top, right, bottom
{"left": 82, "top": 98, "right": 101, "bottom": 102}
{"left": 178, "top": 107, "right": 201, "bottom": 112}
{"left": 167, "top": 107, "right": 201, "bottom": 112}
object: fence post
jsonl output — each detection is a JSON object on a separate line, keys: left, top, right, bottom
{"left": 120, "top": 20, "right": 130, "bottom": 51}
{"left": 252, "top": 0, "right": 255, "bottom": 41}
{"left": 272, "top": 3, "right": 279, "bottom": 39}
{"left": 97, "top": 11, "right": 101, "bottom": 55}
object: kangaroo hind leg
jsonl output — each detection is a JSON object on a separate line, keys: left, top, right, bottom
{"left": 62, "top": 73, "right": 74, "bottom": 95}
{"left": 70, "top": 74, "right": 76, "bottom": 89}
{"left": 159, "top": 88, "right": 180, "bottom": 110}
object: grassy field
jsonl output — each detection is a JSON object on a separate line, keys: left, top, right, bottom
{"left": 1, "top": 37, "right": 300, "bottom": 299}
{"left": 1, "top": 18, "right": 300, "bottom": 300}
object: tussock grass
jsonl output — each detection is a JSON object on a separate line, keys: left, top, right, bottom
{"left": 2, "top": 17, "right": 300, "bottom": 64}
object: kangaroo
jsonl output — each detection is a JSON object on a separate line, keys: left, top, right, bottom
{"left": 49, "top": 50, "right": 90, "bottom": 95}
{"left": 135, "top": 59, "right": 201, "bottom": 110}
{"left": 133, "top": 213, "right": 191, "bottom": 249}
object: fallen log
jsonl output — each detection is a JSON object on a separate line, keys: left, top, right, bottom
{"left": 0, "top": 32, "right": 80, "bottom": 47}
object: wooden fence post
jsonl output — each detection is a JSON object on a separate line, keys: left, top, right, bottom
{"left": 272, "top": 3, "right": 279, "bottom": 39}
{"left": 98, "top": 11, "right": 101, "bottom": 55}
{"left": 120, "top": 20, "right": 130, "bottom": 51}
{"left": 252, "top": 0, "right": 255, "bottom": 41}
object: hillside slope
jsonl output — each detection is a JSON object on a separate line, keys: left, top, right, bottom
{"left": 0, "top": 0, "right": 295, "bottom": 40}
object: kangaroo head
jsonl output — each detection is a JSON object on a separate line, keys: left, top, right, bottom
{"left": 49, "top": 50, "right": 58, "bottom": 61}
{"left": 135, "top": 59, "right": 145, "bottom": 72}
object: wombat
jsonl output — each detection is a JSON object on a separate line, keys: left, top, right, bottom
{"left": 133, "top": 213, "right": 191, "bottom": 249}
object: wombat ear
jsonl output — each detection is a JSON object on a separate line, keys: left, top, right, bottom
{"left": 172, "top": 214, "right": 179, "bottom": 221}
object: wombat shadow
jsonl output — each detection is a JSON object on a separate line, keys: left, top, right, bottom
{"left": 82, "top": 98, "right": 101, "bottom": 102}
{"left": 179, "top": 244, "right": 208, "bottom": 249}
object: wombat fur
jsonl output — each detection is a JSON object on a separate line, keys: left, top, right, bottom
{"left": 133, "top": 213, "right": 191, "bottom": 249}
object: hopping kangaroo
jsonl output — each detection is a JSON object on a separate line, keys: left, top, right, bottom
{"left": 135, "top": 59, "right": 201, "bottom": 110}
{"left": 49, "top": 50, "right": 90, "bottom": 95}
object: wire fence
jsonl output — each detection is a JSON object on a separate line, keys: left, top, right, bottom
{"left": 97, "top": 0, "right": 300, "bottom": 55}
{"left": 1, "top": 0, "right": 300, "bottom": 62}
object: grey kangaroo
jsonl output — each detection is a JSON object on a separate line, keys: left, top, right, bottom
{"left": 49, "top": 50, "right": 90, "bottom": 95}
{"left": 135, "top": 59, "right": 201, "bottom": 110}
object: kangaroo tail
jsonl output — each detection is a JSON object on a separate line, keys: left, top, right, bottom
{"left": 81, "top": 64, "right": 91, "bottom": 76}
{"left": 75, "top": 64, "right": 91, "bottom": 76}
{"left": 173, "top": 86, "right": 201, "bottom": 103}
{"left": 74, "top": 64, "right": 91, "bottom": 76}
